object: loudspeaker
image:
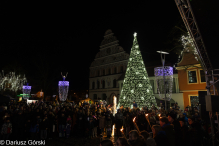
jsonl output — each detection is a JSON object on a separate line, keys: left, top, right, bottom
{"left": 199, "top": 91, "right": 208, "bottom": 121}
{"left": 205, "top": 95, "right": 219, "bottom": 112}
{"left": 199, "top": 91, "right": 207, "bottom": 104}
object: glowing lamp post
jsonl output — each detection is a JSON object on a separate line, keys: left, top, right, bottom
{"left": 23, "top": 84, "right": 31, "bottom": 100}
{"left": 58, "top": 72, "right": 69, "bottom": 102}
{"left": 155, "top": 51, "right": 173, "bottom": 110}
{"left": 58, "top": 81, "right": 69, "bottom": 102}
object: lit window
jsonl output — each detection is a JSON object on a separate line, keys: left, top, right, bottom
{"left": 188, "top": 71, "right": 197, "bottom": 83}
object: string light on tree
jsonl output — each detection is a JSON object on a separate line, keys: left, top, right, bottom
{"left": 117, "top": 32, "right": 157, "bottom": 109}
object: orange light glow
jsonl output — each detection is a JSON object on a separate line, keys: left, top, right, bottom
{"left": 120, "top": 128, "right": 123, "bottom": 132}
{"left": 146, "top": 114, "right": 148, "bottom": 116}
{"left": 133, "top": 117, "right": 136, "bottom": 122}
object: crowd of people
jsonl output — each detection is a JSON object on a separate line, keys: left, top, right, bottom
{"left": 0, "top": 100, "right": 213, "bottom": 146}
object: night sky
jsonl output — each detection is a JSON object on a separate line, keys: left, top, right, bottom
{"left": 0, "top": 1, "right": 218, "bottom": 94}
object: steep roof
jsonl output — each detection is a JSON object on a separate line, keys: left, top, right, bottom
{"left": 177, "top": 52, "right": 200, "bottom": 67}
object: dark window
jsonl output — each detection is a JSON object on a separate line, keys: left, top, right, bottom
{"left": 92, "top": 82, "right": 95, "bottom": 89}
{"left": 103, "top": 70, "right": 105, "bottom": 76}
{"left": 102, "top": 80, "right": 105, "bottom": 88}
{"left": 188, "top": 71, "right": 197, "bottom": 83}
{"left": 200, "top": 70, "right": 206, "bottom": 82}
{"left": 108, "top": 69, "right": 111, "bottom": 75}
{"left": 97, "top": 70, "right": 100, "bottom": 76}
{"left": 93, "top": 94, "right": 97, "bottom": 100}
{"left": 97, "top": 80, "right": 100, "bottom": 89}
{"left": 102, "top": 94, "right": 107, "bottom": 100}
{"left": 114, "top": 67, "right": 117, "bottom": 74}
{"left": 113, "top": 79, "right": 117, "bottom": 88}
{"left": 120, "top": 66, "right": 123, "bottom": 73}
{"left": 121, "top": 83, "right": 123, "bottom": 88}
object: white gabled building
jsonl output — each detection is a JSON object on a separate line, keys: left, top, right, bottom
{"left": 89, "top": 29, "right": 129, "bottom": 104}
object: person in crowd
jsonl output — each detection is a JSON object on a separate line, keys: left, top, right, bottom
{"left": 30, "top": 121, "right": 39, "bottom": 140}
{"left": 124, "top": 113, "right": 131, "bottom": 138}
{"left": 115, "top": 137, "right": 130, "bottom": 146}
{"left": 106, "top": 114, "right": 112, "bottom": 138}
{"left": 159, "top": 116, "right": 175, "bottom": 146}
{"left": 178, "top": 118, "right": 188, "bottom": 146}
{"left": 187, "top": 116, "right": 206, "bottom": 146}
{"left": 133, "top": 101, "right": 137, "bottom": 108}
{"left": 47, "top": 111, "right": 54, "bottom": 139}
{"left": 100, "top": 139, "right": 114, "bottom": 146}
{"left": 40, "top": 115, "right": 49, "bottom": 140}
{"left": 152, "top": 125, "right": 168, "bottom": 146}
{"left": 66, "top": 120, "right": 71, "bottom": 138}
{"left": 115, "top": 109, "right": 123, "bottom": 137}
{"left": 92, "top": 114, "right": 98, "bottom": 137}
{"left": 99, "top": 112, "right": 106, "bottom": 136}
{"left": 1, "top": 119, "right": 12, "bottom": 140}
{"left": 67, "top": 115, "right": 71, "bottom": 122}
{"left": 24, "top": 119, "right": 31, "bottom": 140}
{"left": 128, "top": 130, "right": 145, "bottom": 146}
{"left": 13, "top": 111, "right": 24, "bottom": 140}
{"left": 168, "top": 113, "right": 181, "bottom": 145}
{"left": 58, "top": 113, "right": 66, "bottom": 137}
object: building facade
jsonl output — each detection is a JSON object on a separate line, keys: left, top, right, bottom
{"left": 175, "top": 52, "right": 207, "bottom": 109}
{"left": 89, "top": 29, "right": 129, "bottom": 104}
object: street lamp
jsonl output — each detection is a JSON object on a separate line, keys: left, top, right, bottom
{"left": 157, "top": 51, "right": 169, "bottom": 111}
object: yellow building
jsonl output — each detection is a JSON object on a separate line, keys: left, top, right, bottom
{"left": 176, "top": 52, "right": 207, "bottom": 109}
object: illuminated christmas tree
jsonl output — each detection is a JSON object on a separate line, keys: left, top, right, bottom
{"left": 117, "top": 33, "right": 157, "bottom": 109}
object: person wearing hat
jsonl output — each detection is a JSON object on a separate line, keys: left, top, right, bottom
{"left": 168, "top": 113, "right": 181, "bottom": 146}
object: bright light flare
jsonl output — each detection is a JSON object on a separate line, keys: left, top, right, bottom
{"left": 133, "top": 117, "right": 136, "bottom": 122}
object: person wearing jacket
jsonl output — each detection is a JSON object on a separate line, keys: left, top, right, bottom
{"left": 115, "top": 109, "right": 123, "bottom": 137}
{"left": 168, "top": 113, "right": 181, "bottom": 146}
{"left": 188, "top": 117, "right": 206, "bottom": 146}
{"left": 58, "top": 113, "right": 66, "bottom": 137}
{"left": 178, "top": 118, "right": 189, "bottom": 146}
{"left": 152, "top": 125, "right": 169, "bottom": 146}
{"left": 1, "top": 119, "right": 12, "bottom": 140}
{"left": 47, "top": 111, "right": 54, "bottom": 139}
{"left": 66, "top": 120, "right": 71, "bottom": 138}
{"left": 99, "top": 113, "right": 106, "bottom": 136}
{"left": 40, "top": 115, "right": 49, "bottom": 140}
{"left": 92, "top": 114, "right": 98, "bottom": 137}
{"left": 159, "top": 116, "right": 175, "bottom": 146}
{"left": 106, "top": 115, "right": 112, "bottom": 138}
{"left": 24, "top": 119, "right": 31, "bottom": 140}
{"left": 30, "top": 121, "right": 39, "bottom": 140}
{"left": 124, "top": 113, "right": 131, "bottom": 137}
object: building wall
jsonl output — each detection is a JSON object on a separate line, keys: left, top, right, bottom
{"left": 178, "top": 68, "right": 206, "bottom": 91}
{"left": 177, "top": 67, "right": 207, "bottom": 109}
{"left": 89, "top": 29, "right": 129, "bottom": 104}
{"left": 182, "top": 91, "right": 198, "bottom": 108}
